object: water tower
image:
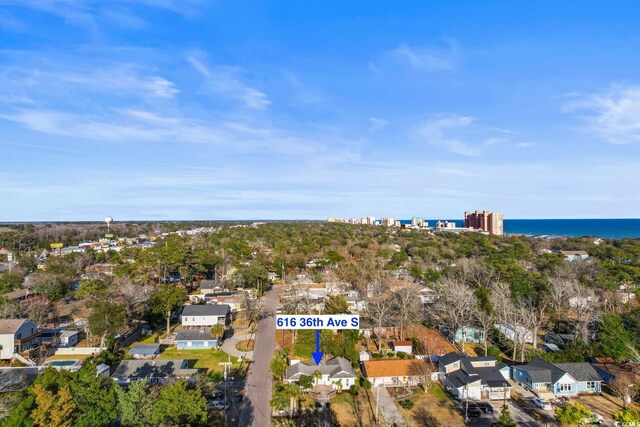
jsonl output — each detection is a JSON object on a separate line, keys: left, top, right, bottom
{"left": 104, "top": 216, "right": 113, "bottom": 233}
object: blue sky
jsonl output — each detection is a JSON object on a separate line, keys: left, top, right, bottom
{"left": 1, "top": 1, "right": 639, "bottom": 221}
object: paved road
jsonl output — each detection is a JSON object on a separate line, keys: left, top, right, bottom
{"left": 239, "top": 286, "right": 279, "bottom": 427}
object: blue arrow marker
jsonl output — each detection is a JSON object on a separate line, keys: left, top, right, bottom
{"left": 311, "top": 329, "right": 324, "bottom": 365}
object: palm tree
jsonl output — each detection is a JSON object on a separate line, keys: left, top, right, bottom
{"left": 210, "top": 324, "right": 225, "bottom": 346}
{"left": 312, "top": 370, "right": 322, "bottom": 388}
{"left": 335, "top": 379, "right": 343, "bottom": 394}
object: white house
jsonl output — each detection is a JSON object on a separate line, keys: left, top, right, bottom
{"left": 0, "top": 319, "right": 40, "bottom": 360}
{"left": 180, "top": 304, "right": 230, "bottom": 329}
{"left": 362, "top": 359, "right": 431, "bottom": 387}
{"left": 557, "top": 250, "right": 589, "bottom": 261}
{"left": 389, "top": 341, "right": 413, "bottom": 355}
{"left": 284, "top": 357, "right": 357, "bottom": 390}
{"left": 59, "top": 330, "right": 79, "bottom": 348}
{"left": 495, "top": 323, "right": 534, "bottom": 344}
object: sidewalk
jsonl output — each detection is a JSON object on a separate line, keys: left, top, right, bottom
{"left": 221, "top": 328, "right": 254, "bottom": 361}
{"left": 374, "top": 386, "right": 408, "bottom": 426}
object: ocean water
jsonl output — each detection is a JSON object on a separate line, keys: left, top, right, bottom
{"left": 412, "top": 219, "right": 640, "bottom": 239}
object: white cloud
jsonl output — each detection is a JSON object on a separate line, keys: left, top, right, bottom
{"left": 368, "top": 117, "right": 388, "bottom": 132}
{"left": 0, "top": 0, "right": 203, "bottom": 30}
{"left": 387, "top": 41, "right": 459, "bottom": 72}
{"left": 0, "top": 64, "right": 178, "bottom": 99}
{"left": 413, "top": 114, "right": 481, "bottom": 156}
{"left": 187, "top": 53, "right": 271, "bottom": 110}
{"left": 564, "top": 84, "right": 640, "bottom": 144}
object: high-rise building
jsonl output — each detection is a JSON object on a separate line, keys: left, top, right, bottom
{"left": 464, "top": 210, "right": 504, "bottom": 235}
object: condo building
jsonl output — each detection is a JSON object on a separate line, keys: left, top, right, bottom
{"left": 464, "top": 210, "right": 504, "bottom": 235}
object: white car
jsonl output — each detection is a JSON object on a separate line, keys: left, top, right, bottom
{"left": 532, "top": 398, "right": 553, "bottom": 410}
{"left": 207, "top": 400, "right": 229, "bottom": 410}
{"left": 583, "top": 413, "right": 604, "bottom": 425}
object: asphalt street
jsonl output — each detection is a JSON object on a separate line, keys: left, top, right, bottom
{"left": 239, "top": 285, "right": 279, "bottom": 427}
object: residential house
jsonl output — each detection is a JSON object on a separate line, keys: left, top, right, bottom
{"left": 418, "top": 287, "right": 438, "bottom": 304}
{"left": 389, "top": 341, "right": 413, "bottom": 355}
{"left": 175, "top": 330, "right": 219, "bottom": 350}
{"left": 557, "top": 250, "right": 589, "bottom": 261}
{"left": 438, "top": 352, "right": 511, "bottom": 401}
{"left": 359, "top": 350, "right": 370, "bottom": 362}
{"left": 198, "top": 280, "right": 224, "bottom": 294}
{"left": 591, "top": 358, "right": 640, "bottom": 390}
{"left": 495, "top": 323, "right": 534, "bottom": 344}
{"left": 111, "top": 359, "right": 198, "bottom": 385}
{"left": 0, "top": 319, "right": 40, "bottom": 360}
{"left": 361, "top": 359, "right": 432, "bottom": 387}
{"left": 180, "top": 304, "right": 230, "bottom": 329}
{"left": 128, "top": 344, "right": 161, "bottom": 359}
{"left": 285, "top": 357, "right": 356, "bottom": 390}
{"left": 1, "top": 289, "right": 30, "bottom": 302}
{"left": 59, "top": 330, "right": 79, "bottom": 348}
{"left": 512, "top": 357, "right": 602, "bottom": 397}
{"left": 453, "top": 326, "right": 486, "bottom": 345}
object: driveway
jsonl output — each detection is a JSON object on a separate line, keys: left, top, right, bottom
{"left": 467, "top": 401, "right": 539, "bottom": 427}
{"left": 374, "top": 386, "right": 408, "bottom": 426}
{"left": 238, "top": 285, "right": 280, "bottom": 427}
{"left": 221, "top": 327, "right": 253, "bottom": 361}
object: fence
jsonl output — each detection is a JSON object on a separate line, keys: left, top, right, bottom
{"left": 53, "top": 347, "right": 101, "bottom": 355}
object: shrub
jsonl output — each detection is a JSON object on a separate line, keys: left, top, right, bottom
{"left": 349, "top": 384, "right": 360, "bottom": 395}
{"left": 399, "top": 399, "right": 414, "bottom": 410}
{"left": 371, "top": 353, "right": 384, "bottom": 359}
{"left": 387, "top": 352, "right": 395, "bottom": 358}
{"left": 396, "top": 351, "right": 408, "bottom": 359}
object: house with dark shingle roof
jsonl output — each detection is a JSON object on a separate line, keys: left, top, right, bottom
{"left": 512, "top": 357, "right": 601, "bottom": 397}
{"left": 285, "top": 357, "right": 356, "bottom": 390}
{"left": 128, "top": 343, "right": 162, "bottom": 359}
{"left": 175, "top": 329, "right": 219, "bottom": 350}
{"left": 438, "top": 352, "right": 511, "bottom": 400}
{"left": 111, "top": 359, "right": 198, "bottom": 385}
{"left": 180, "top": 304, "right": 230, "bottom": 328}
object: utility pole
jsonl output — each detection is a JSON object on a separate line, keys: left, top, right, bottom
{"left": 375, "top": 385, "right": 380, "bottom": 425}
{"left": 464, "top": 384, "right": 469, "bottom": 424}
{"left": 219, "top": 355, "right": 233, "bottom": 427}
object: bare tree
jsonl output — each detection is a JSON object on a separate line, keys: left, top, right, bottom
{"left": 609, "top": 378, "right": 640, "bottom": 409}
{"left": 390, "top": 285, "right": 423, "bottom": 341}
{"left": 364, "top": 281, "right": 392, "bottom": 350}
{"left": 436, "top": 277, "right": 476, "bottom": 353}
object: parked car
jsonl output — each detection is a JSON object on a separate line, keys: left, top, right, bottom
{"left": 532, "top": 398, "right": 553, "bottom": 411}
{"left": 207, "top": 400, "right": 229, "bottom": 410}
{"left": 475, "top": 402, "right": 494, "bottom": 413}
{"left": 465, "top": 404, "right": 482, "bottom": 418}
{"left": 583, "top": 413, "right": 604, "bottom": 425}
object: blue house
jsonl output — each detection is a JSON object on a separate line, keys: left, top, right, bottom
{"left": 512, "top": 357, "right": 601, "bottom": 397}
{"left": 175, "top": 330, "right": 218, "bottom": 350}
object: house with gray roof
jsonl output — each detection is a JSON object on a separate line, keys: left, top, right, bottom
{"left": 175, "top": 329, "right": 219, "bottom": 350}
{"left": 111, "top": 359, "right": 197, "bottom": 385}
{"left": 439, "top": 352, "right": 511, "bottom": 400}
{"left": 284, "top": 357, "right": 356, "bottom": 391}
{"left": 512, "top": 357, "right": 601, "bottom": 397}
{"left": 0, "top": 319, "right": 40, "bottom": 360}
{"left": 128, "top": 343, "right": 162, "bottom": 359}
{"left": 180, "top": 304, "right": 230, "bottom": 328}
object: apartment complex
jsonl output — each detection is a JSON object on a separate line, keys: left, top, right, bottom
{"left": 464, "top": 210, "right": 504, "bottom": 235}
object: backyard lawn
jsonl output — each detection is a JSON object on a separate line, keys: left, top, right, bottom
{"left": 331, "top": 389, "right": 377, "bottom": 427}
{"left": 397, "top": 383, "right": 464, "bottom": 427}
{"left": 159, "top": 348, "right": 242, "bottom": 374}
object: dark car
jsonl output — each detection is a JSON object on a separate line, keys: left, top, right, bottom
{"left": 476, "top": 402, "right": 494, "bottom": 413}
{"left": 465, "top": 404, "right": 482, "bottom": 418}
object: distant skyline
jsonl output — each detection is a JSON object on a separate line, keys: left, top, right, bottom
{"left": 1, "top": 1, "right": 640, "bottom": 221}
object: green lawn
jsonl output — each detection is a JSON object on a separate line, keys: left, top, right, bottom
{"left": 428, "top": 383, "right": 452, "bottom": 403}
{"left": 159, "top": 348, "right": 243, "bottom": 374}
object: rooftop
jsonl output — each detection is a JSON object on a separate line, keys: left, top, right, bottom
{"left": 181, "top": 304, "right": 230, "bottom": 316}
{"left": 175, "top": 330, "right": 215, "bottom": 341}
{"left": 0, "top": 318, "right": 32, "bottom": 335}
{"left": 362, "top": 359, "right": 430, "bottom": 378}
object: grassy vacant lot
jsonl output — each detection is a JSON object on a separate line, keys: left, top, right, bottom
{"left": 396, "top": 384, "right": 464, "bottom": 427}
{"left": 331, "top": 389, "right": 377, "bottom": 427}
{"left": 159, "top": 348, "right": 242, "bottom": 374}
